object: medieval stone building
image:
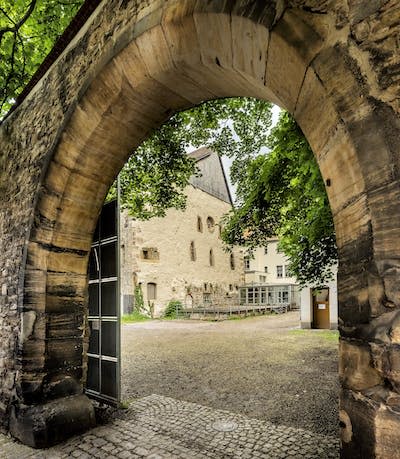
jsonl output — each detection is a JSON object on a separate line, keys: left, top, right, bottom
{"left": 120, "top": 148, "right": 244, "bottom": 316}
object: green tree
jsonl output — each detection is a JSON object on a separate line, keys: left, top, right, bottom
{"left": 2, "top": 3, "right": 336, "bottom": 285}
{"left": 221, "top": 112, "right": 337, "bottom": 286}
{"left": 109, "top": 97, "right": 273, "bottom": 220}
{"left": 0, "top": 0, "right": 83, "bottom": 118}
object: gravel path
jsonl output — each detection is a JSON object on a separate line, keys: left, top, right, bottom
{"left": 121, "top": 312, "right": 339, "bottom": 437}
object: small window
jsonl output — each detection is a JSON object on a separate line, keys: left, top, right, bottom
{"left": 259, "top": 275, "right": 266, "bottom": 283}
{"left": 230, "top": 253, "right": 235, "bottom": 270}
{"left": 207, "top": 216, "right": 215, "bottom": 232}
{"left": 190, "top": 241, "right": 196, "bottom": 261}
{"left": 141, "top": 247, "right": 159, "bottom": 261}
{"left": 285, "top": 265, "right": 291, "bottom": 277}
{"left": 197, "top": 216, "right": 203, "bottom": 232}
{"left": 209, "top": 249, "right": 215, "bottom": 266}
{"left": 276, "top": 265, "right": 283, "bottom": 278}
{"left": 264, "top": 266, "right": 268, "bottom": 273}
{"left": 229, "top": 284, "right": 233, "bottom": 291}
{"left": 264, "top": 247, "right": 268, "bottom": 254}
{"left": 244, "top": 257, "right": 250, "bottom": 270}
{"left": 147, "top": 282, "right": 157, "bottom": 300}
{"left": 204, "top": 283, "right": 208, "bottom": 291}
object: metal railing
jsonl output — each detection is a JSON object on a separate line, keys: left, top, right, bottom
{"left": 178, "top": 301, "right": 291, "bottom": 320}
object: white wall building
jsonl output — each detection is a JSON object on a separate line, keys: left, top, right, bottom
{"left": 244, "top": 240, "right": 297, "bottom": 285}
{"left": 299, "top": 270, "right": 338, "bottom": 329}
{"left": 120, "top": 148, "right": 244, "bottom": 316}
{"left": 243, "top": 239, "right": 338, "bottom": 329}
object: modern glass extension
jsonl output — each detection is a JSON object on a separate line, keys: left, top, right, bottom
{"left": 239, "top": 284, "right": 300, "bottom": 309}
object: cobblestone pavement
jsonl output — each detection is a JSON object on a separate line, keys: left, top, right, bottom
{"left": 0, "top": 394, "right": 339, "bottom": 458}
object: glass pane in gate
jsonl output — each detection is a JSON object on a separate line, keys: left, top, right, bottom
{"left": 86, "top": 200, "right": 120, "bottom": 406}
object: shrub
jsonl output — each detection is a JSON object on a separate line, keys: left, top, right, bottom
{"left": 164, "top": 300, "right": 183, "bottom": 318}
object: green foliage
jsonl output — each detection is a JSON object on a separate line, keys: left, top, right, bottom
{"left": 121, "top": 311, "right": 151, "bottom": 323}
{"left": 289, "top": 329, "right": 339, "bottom": 341}
{"left": 133, "top": 285, "right": 144, "bottom": 313}
{"left": 0, "top": 0, "right": 83, "bottom": 118}
{"left": 107, "top": 97, "right": 273, "bottom": 220}
{"left": 1, "top": 1, "right": 335, "bottom": 286}
{"left": 163, "top": 300, "right": 183, "bottom": 319}
{"left": 222, "top": 112, "right": 337, "bottom": 287}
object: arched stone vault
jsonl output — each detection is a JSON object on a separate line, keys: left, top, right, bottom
{"left": 0, "top": 0, "right": 399, "bottom": 456}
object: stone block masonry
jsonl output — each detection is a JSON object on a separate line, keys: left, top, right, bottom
{"left": 0, "top": 394, "right": 339, "bottom": 458}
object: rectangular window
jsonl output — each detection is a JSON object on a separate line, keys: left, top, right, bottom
{"left": 264, "top": 247, "right": 268, "bottom": 254}
{"left": 264, "top": 266, "right": 268, "bottom": 273}
{"left": 244, "top": 257, "right": 250, "bottom": 270}
{"left": 260, "top": 287, "right": 267, "bottom": 304}
{"left": 285, "top": 265, "right": 292, "bottom": 277}
{"left": 248, "top": 287, "right": 254, "bottom": 304}
{"left": 141, "top": 247, "right": 159, "bottom": 261}
{"left": 276, "top": 265, "right": 283, "bottom": 278}
{"left": 147, "top": 282, "right": 157, "bottom": 300}
{"left": 259, "top": 275, "right": 266, "bottom": 283}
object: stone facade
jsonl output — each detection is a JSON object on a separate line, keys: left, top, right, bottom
{"left": 120, "top": 149, "right": 243, "bottom": 316}
{"left": 0, "top": 0, "right": 399, "bottom": 455}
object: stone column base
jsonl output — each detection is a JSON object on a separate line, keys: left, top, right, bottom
{"left": 341, "top": 388, "right": 400, "bottom": 458}
{"left": 10, "top": 394, "right": 96, "bottom": 448}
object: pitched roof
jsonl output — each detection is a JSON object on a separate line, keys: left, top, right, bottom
{"left": 188, "top": 147, "right": 212, "bottom": 162}
{"left": 188, "top": 148, "right": 232, "bottom": 205}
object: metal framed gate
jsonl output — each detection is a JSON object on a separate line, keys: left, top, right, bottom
{"left": 86, "top": 199, "right": 121, "bottom": 405}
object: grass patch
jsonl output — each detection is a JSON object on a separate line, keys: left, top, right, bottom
{"left": 121, "top": 311, "right": 151, "bottom": 323}
{"left": 289, "top": 328, "right": 339, "bottom": 341}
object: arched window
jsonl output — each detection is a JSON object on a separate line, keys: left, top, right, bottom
{"left": 206, "top": 216, "right": 215, "bottom": 232}
{"left": 209, "top": 249, "right": 214, "bottom": 266}
{"left": 190, "top": 241, "right": 196, "bottom": 261}
{"left": 230, "top": 253, "right": 235, "bottom": 270}
{"left": 197, "top": 216, "right": 203, "bottom": 232}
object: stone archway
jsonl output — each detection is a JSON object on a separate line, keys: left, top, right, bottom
{"left": 0, "top": 1, "right": 399, "bottom": 456}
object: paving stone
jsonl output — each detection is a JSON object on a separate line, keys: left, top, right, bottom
{"left": 0, "top": 394, "right": 339, "bottom": 458}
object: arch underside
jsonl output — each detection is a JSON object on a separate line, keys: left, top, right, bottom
{"left": 6, "top": 0, "right": 400, "bottom": 455}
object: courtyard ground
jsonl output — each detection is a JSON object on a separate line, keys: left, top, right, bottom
{"left": 121, "top": 311, "right": 339, "bottom": 437}
{"left": 0, "top": 311, "right": 339, "bottom": 458}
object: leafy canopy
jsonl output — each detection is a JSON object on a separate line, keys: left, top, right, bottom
{"left": 221, "top": 111, "right": 337, "bottom": 286}
{"left": 1, "top": 2, "right": 337, "bottom": 285}
{"left": 0, "top": 0, "right": 83, "bottom": 118}
{"left": 109, "top": 97, "right": 273, "bottom": 220}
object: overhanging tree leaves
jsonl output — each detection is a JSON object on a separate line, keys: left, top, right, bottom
{"left": 0, "top": 0, "right": 83, "bottom": 118}
{"left": 221, "top": 112, "right": 337, "bottom": 287}
{"left": 2, "top": 2, "right": 336, "bottom": 285}
{"left": 109, "top": 97, "right": 273, "bottom": 219}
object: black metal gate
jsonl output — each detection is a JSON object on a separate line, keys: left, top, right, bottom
{"left": 86, "top": 200, "right": 120, "bottom": 405}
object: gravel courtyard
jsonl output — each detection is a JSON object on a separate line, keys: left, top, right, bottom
{"left": 121, "top": 311, "right": 339, "bottom": 437}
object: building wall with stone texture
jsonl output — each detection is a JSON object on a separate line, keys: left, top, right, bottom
{"left": 121, "top": 183, "right": 244, "bottom": 316}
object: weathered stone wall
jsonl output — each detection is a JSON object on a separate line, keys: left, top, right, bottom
{"left": 121, "top": 185, "right": 244, "bottom": 316}
{"left": 0, "top": 0, "right": 398, "bottom": 455}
